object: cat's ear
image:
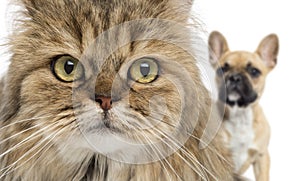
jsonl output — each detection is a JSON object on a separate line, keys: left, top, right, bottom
{"left": 179, "top": 0, "right": 194, "bottom": 9}
{"left": 20, "top": 0, "right": 36, "bottom": 9}
{"left": 169, "top": 0, "right": 194, "bottom": 14}
{"left": 18, "top": 0, "right": 36, "bottom": 15}
{"left": 19, "top": 0, "right": 46, "bottom": 15}
{"left": 208, "top": 31, "right": 230, "bottom": 67}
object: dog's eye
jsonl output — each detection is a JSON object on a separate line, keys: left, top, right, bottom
{"left": 217, "top": 63, "right": 230, "bottom": 77}
{"left": 248, "top": 67, "right": 261, "bottom": 78}
{"left": 129, "top": 58, "right": 159, "bottom": 84}
{"left": 51, "top": 55, "right": 84, "bottom": 82}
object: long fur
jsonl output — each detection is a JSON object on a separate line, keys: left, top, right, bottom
{"left": 0, "top": 0, "right": 234, "bottom": 180}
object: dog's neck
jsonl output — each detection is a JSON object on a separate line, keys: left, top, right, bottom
{"left": 217, "top": 100, "right": 256, "bottom": 124}
{"left": 226, "top": 105, "right": 253, "bottom": 124}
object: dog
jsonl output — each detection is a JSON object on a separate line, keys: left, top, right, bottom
{"left": 208, "top": 31, "right": 279, "bottom": 181}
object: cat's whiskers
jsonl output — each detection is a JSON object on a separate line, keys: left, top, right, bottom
{"left": 0, "top": 120, "right": 59, "bottom": 159}
{"left": 114, "top": 109, "right": 207, "bottom": 179}
{"left": 147, "top": 109, "right": 221, "bottom": 179}
{"left": 0, "top": 123, "right": 68, "bottom": 178}
{"left": 45, "top": 128, "right": 78, "bottom": 165}
{"left": 108, "top": 112, "right": 181, "bottom": 180}
{"left": 0, "top": 115, "right": 58, "bottom": 132}
{"left": 0, "top": 121, "right": 54, "bottom": 146}
{"left": 123, "top": 108, "right": 231, "bottom": 180}
{"left": 147, "top": 126, "right": 210, "bottom": 180}
{"left": 138, "top": 130, "right": 182, "bottom": 181}
{"left": 187, "top": 133, "right": 232, "bottom": 167}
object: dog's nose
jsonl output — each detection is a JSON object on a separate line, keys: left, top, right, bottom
{"left": 95, "top": 96, "right": 112, "bottom": 111}
{"left": 229, "top": 74, "right": 242, "bottom": 83}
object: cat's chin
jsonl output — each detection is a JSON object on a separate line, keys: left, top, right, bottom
{"left": 84, "top": 119, "right": 123, "bottom": 134}
{"left": 77, "top": 118, "right": 135, "bottom": 155}
{"left": 79, "top": 124, "right": 129, "bottom": 153}
{"left": 72, "top": 123, "right": 169, "bottom": 163}
{"left": 86, "top": 133, "right": 138, "bottom": 153}
{"left": 72, "top": 131, "right": 151, "bottom": 163}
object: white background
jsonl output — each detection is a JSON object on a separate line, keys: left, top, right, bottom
{"left": 0, "top": 0, "right": 299, "bottom": 180}
{"left": 194, "top": 0, "right": 300, "bottom": 180}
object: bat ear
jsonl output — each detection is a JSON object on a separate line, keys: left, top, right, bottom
{"left": 256, "top": 34, "right": 279, "bottom": 69}
{"left": 208, "top": 31, "right": 230, "bottom": 67}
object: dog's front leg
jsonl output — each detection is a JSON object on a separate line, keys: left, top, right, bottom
{"left": 253, "top": 151, "right": 270, "bottom": 181}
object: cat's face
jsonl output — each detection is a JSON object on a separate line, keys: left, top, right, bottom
{"left": 2, "top": 0, "right": 207, "bottom": 163}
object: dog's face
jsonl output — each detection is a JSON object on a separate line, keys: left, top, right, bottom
{"left": 209, "top": 31, "right": 279, "bottom": 107}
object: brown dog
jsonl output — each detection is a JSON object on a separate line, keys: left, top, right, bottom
{"left": 209, "top": 31, "right": 279, "bottom": 181}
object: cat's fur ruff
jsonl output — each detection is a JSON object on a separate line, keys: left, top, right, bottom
{"left": 0, "top": 0, "right": 234, "bottom": 180}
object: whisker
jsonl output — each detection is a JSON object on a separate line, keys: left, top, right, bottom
{"left": 112, "top": 117, "right": 180, "bottom": 180}
{"left": 115, "top": 110, "right": 210, "bottom": 179}
{"left": 0, "top": 121, "right": 52, "bottom": 146}
{"left": 0, "top": 124, "right": 67, "bottom": 178}
{"left": 188, "top": 133, "right": 232, "bottom": 167}
{"left": 0, "top": 121, "right": 59, "bottom": 159}
{"left": 147, "top": 127, "right": 208, "bottom": 180}
{"left": 0, "top": 115, "right": 58, "bottom": 132}
{"left": 44, "top": 128, "right": 78, "bottom": 165}
{"left": 149, "top": 110, "right": 232, "bottom": 178}
{"left": 140, "top": 131, "right": 182, "bottom": 181}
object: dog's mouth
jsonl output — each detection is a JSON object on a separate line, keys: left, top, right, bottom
{"left": 227, "top": 91, "right": 241, "bottom": 102}
{"left": 225, "top": 89, "right": 257, "bottom": 107}
{"left": 219, "top": 74, "right": 258, "bottom": 107}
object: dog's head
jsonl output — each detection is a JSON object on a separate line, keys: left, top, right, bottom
{"left": 209, "top": 31, "right": 279, "bottom": 107}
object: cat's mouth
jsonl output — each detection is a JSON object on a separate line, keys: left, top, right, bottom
{"left": 102, "top": 118, "right": 122, "bottom": 132}
{"left": 82, "top": 110, "right": 123, "bottom": 133}
{"left": 86, "top": 119, "right": 122, "bottom": 134}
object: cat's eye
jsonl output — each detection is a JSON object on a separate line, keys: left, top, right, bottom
{"left": 129, "top": 58, "right": 159, "bottom": 84}
{"left": 52, "top": 55, "right": 84, "bottom": 82}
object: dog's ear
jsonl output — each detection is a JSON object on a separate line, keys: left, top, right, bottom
{"left": 256, "top": 34, "right": 279, "bottom": 69}
{"left": 208, "top": 31, "right": 229, "bottom": 67}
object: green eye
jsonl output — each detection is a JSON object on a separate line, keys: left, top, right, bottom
{"left": 52, "top": 55, "right": 84, "bottom": 82}
{"left": 129, "top": 58, "right": 159, "bottom": 84}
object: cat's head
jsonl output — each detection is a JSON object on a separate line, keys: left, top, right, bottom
{"left": 1, "top": 0, "right": 211, "bottom": 163}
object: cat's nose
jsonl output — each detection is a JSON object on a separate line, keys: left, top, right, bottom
{"left": 95, "top": 95, "right": 112, "bottom": 111}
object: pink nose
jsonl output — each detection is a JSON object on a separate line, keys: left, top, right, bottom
{"left": 95, "top": 96, "right": 112, "bottom": 111}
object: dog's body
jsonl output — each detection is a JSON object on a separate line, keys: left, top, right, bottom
{"left": 209, "top": 31, "right": 279, "bottom": 181}
{"left": 222, "top": 102, "right": 270, "bottom": 180}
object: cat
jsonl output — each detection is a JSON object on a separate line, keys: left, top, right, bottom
{"left": 0, "top": 0, "right": 235, "bottom": 180}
